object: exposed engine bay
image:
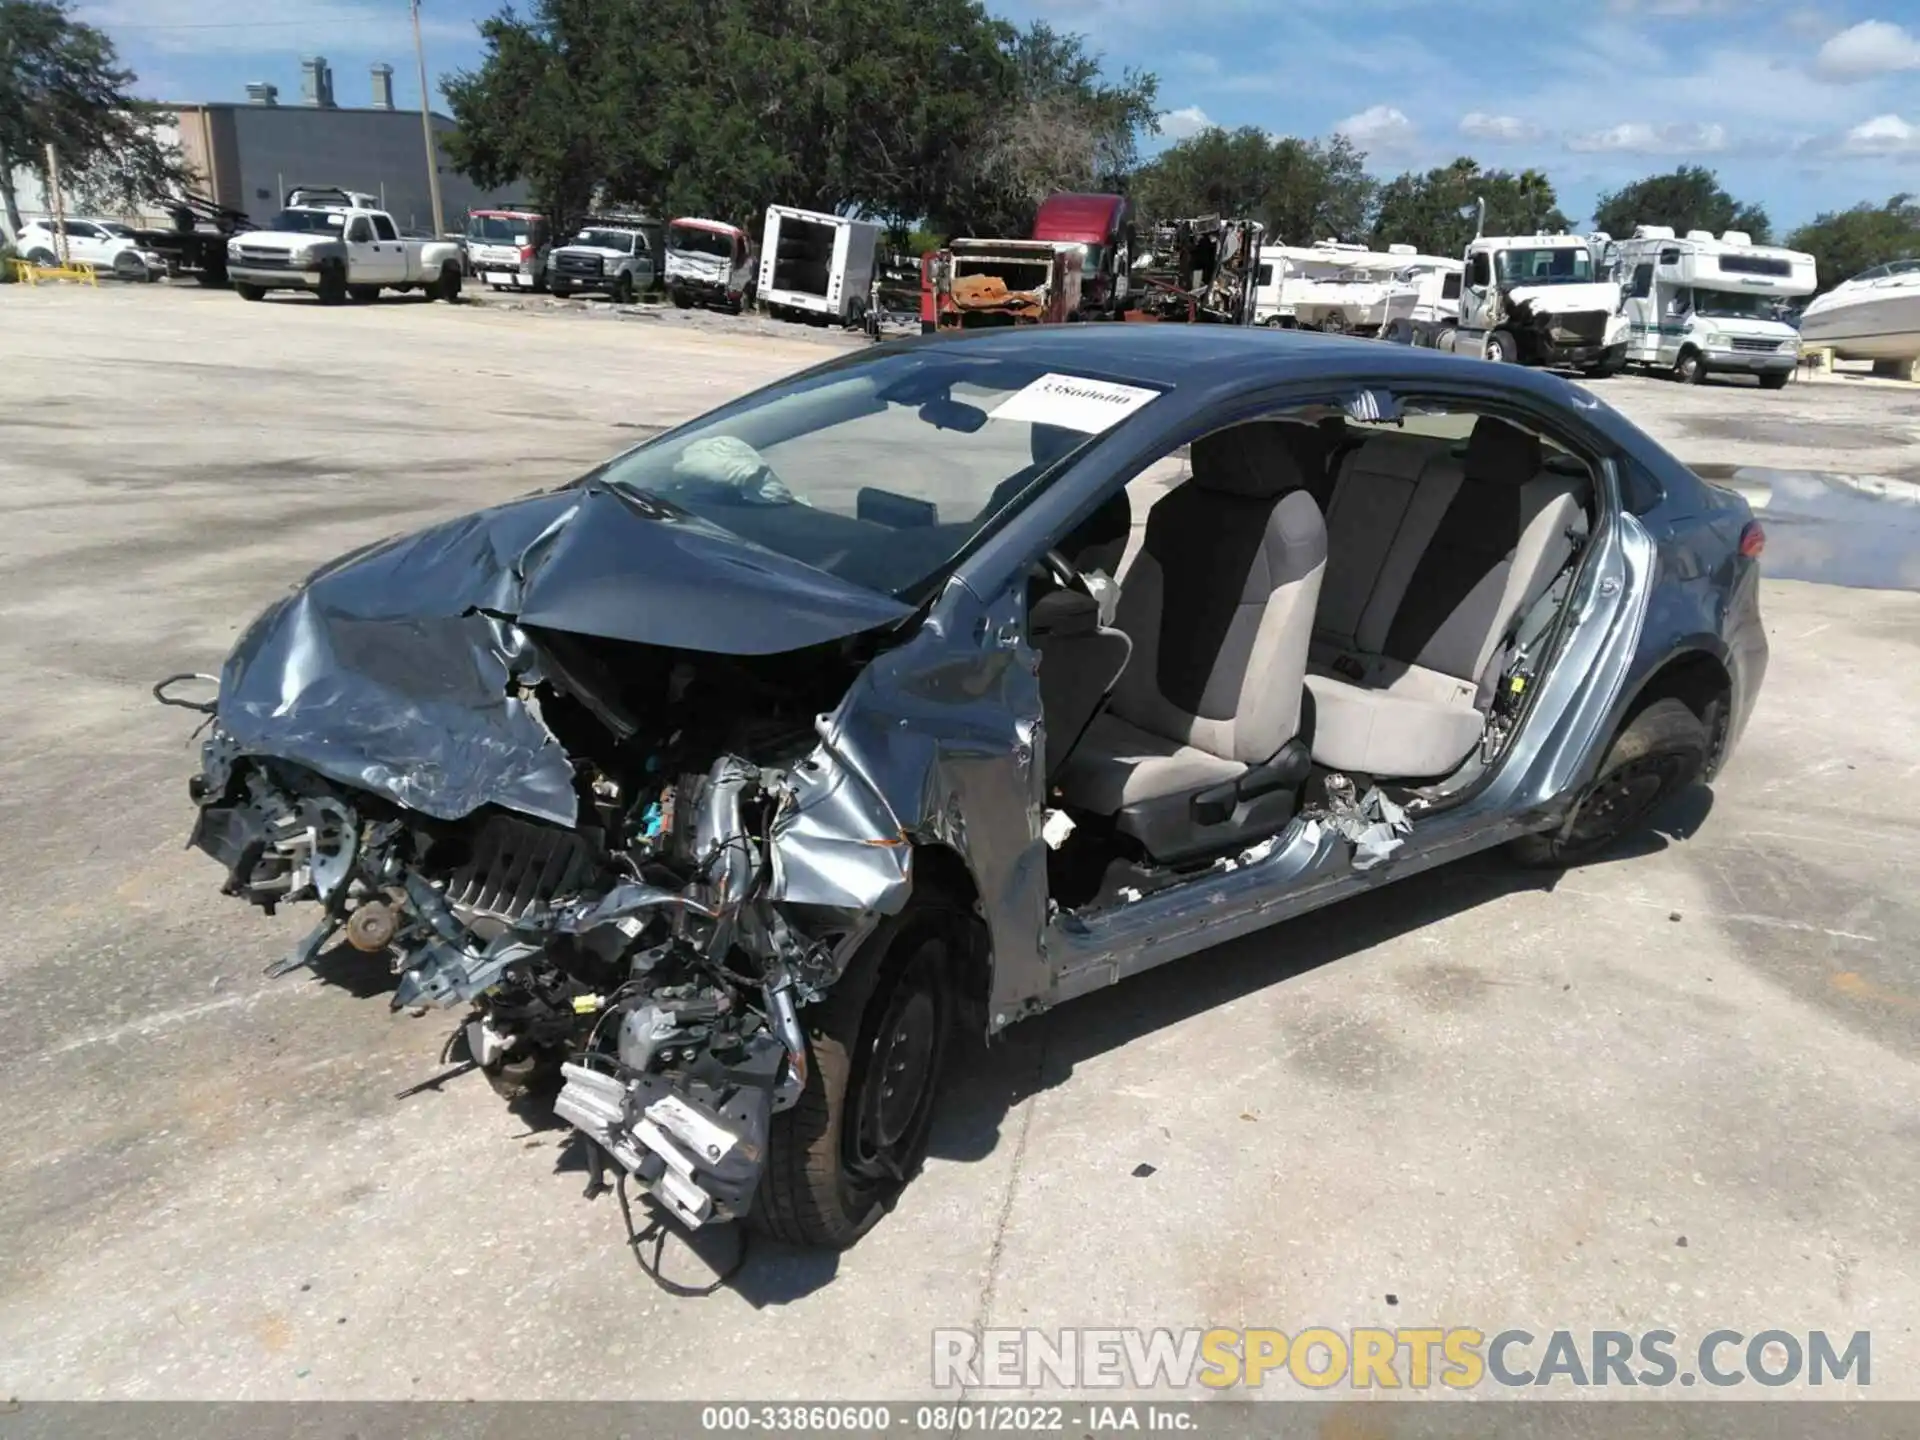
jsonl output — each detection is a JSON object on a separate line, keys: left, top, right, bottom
{"left": 186, "top": 602, "right": 899, "bottom": 1231}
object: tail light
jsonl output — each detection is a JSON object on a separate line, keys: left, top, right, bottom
{"left": 519, "top": 245, "right": 535, "bottom": 263}
{"left": 1739, "top": 520, "right": 1766, "bottom": 558}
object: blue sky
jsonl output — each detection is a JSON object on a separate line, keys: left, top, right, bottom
{"left": 83, "top": 0, "right": 1920, "bottom": 233}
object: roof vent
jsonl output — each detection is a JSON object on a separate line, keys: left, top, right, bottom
{"left": 1686, "top": 229, "right": 1715, "bottom": 243}
{"left": 1387, "top": 242, "right": 1416, "bottom": 255}
{"left": 245, "top": 81, "right": 279, "bottom": 105}
{"left": 1720, "top": 229, "right": 1751, "bottom": 247}
{"left": 1634, "top": 224, "right": 1676, "bottom": 240}
{"left": 300, "top": 56, "right": 335, "bottom": 108}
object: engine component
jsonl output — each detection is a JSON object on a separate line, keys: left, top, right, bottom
{"left": 444, "top": 813, "right": 599, "bottom": 921}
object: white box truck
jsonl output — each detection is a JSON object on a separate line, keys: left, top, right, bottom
{"left": 757, "top": 206, "right": 884, "bottom": 326}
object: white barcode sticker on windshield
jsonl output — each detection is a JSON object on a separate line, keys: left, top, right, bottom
{"left": 989, "top": 373, "right": 1161, "bottom": 433}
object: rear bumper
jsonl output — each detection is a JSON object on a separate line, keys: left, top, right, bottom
{"left": 483, "top": 269, "right": 538, "bottom": 288}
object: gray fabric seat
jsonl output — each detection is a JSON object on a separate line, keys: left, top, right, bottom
{"left": 1303, "top": 416, "right": 1588, "bottom": 779}
{"left": 1058, "top": 423, "right": 1327, "bottom": 860}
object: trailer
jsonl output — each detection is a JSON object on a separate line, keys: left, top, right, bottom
{"left": 125, "top": 194, "right": 255, "bottom": 287}
{"left": 757, "top": 206, "right": 884, "bottom": 326}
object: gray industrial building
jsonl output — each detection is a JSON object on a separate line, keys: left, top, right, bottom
{"left": 11, "top": 57, "right": 516, "bottom": 235}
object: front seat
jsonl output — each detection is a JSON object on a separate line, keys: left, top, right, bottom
{"left": 1057, "top": 423, "right": 1327, "bottom": 863}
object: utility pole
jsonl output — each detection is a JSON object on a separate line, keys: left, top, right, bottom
{"left": 411, "top": 0, "right": 446, "bottom": 237}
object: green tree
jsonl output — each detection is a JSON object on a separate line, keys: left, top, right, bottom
{"left": 1131, "top": 126, "right": 1376, "bottom": 243}
{"left": 0, "top": 0, "right": 192, "bottom": 238}
{"left": 442, "top": 0, "right": 1153, "bottom": 240}
{"left": 1591, "top": 166, "right": 1771, "bottom": 243}
{"left": 1787, "top": 194, "right": 1920, "bottom": 293}
{"left": 1369, "top": 158, "right": 1569, "bottom": 256}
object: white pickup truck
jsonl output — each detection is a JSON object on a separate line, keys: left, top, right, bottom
{"left": 226, "top": 203, "right": 465, "bottom": 305}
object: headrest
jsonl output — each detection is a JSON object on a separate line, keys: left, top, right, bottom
{"left": 1062, "top": 487, "right": 1131, "bottom": 565}
{"left": 1190, "top": 423, "right": 1307, "bottom": 499}
{"left": 1270, "top": 420, "right": 1332, "bottom": 479}
{"left": 1464, "top": 416, "right": 1542, "bottom": 483}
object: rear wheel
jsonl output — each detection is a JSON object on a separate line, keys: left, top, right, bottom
{"left": 754, "top": 896, "right": 961, "bottom": 1248}
{"left": 431, "top": 263, "right": 462, "bottom": 302}
{"left": 1484, "top": 329, "right": 1518, "bottom": 364}
{"left": 348, "top": 284, "right": 381, "bottom": 304}
{"left": 1383, "top": 318, "right": 1414, "bottom": 346}
{"left": 1510, "top": 698, "right": 1710, "bottom": 867}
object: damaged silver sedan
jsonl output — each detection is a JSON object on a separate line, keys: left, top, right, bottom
{"left": 165, "top": 327, "right": 1768, "bottom": 1246}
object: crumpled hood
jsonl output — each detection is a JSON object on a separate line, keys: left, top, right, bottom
{"left": 214, "top": 483, "right": 913, "bottom": 827}
{"left": 1506, "top": 281, "right": 1620, "bottom": 316}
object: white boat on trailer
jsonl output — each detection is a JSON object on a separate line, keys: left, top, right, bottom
{"left": 1797, "top": 258, "right": 1920, "bottom": 365}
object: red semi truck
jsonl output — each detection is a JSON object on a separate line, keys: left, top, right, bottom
{"left": 1030, "top": 192, "right": 1134, "bottom": 317}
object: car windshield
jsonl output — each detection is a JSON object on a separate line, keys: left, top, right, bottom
{"left": 669, "top": 226, "right": 735, "bottom": 257}
{"left": 1497, "top": 247, "right": 1593, "bottom": 284}
{"left": 267, "top": 209, "right": 345, "bottom": 234}
{"left": 575, "top": 229, "right": 635, "bottom": 253}
{"left": 593, "top": 350, "right": 1168, "bottom": 599}
{"left": 1692, "top": 289, "right": 1777, "bottom": 320}
{"left": 467, "top": 215, "right": 528, "bottom": 242}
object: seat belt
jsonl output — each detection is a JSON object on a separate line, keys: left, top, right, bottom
{"left": 1476, "top": 541, "right": 1580, "bottom": 710}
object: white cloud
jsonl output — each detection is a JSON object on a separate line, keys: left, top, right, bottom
{"left": 1335, "top": 103, "right": 1416, "bottom": 152}
{"left": 1813, "top": 20, "right": 1920, "bottom": 81}
{"left": 1566, "top": 120, "right": 1730, "bottom": 154}
{"left": 1459, "top": 112, "right": 1542, "bottom": 143}
{"left": 1837, "top": 113, "right": 1920, "bottom": 155}
{"left": 1158, "top": 105, "right": 1214, "bottom": 141}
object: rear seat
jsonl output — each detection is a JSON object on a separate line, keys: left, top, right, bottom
{"left": 1303, "top": 417, "right": 1588, "bottom": 779}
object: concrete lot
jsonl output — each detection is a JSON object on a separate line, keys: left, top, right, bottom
{"left": 1, "top": 283, "right": 1916, "bottom": 1400}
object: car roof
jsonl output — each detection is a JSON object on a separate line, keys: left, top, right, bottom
{"left": 880, "top": 324, "right": 1566, "bottom": 398}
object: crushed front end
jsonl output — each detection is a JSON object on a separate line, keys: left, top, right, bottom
{"left": 175, "top": 483, "right": 919, "bottom": 1230}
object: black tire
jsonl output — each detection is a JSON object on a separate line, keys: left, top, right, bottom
{"left": 1384, "top": 318, "right": 1414, "bottom": 346}
{"left": 550, "top": 283, "right": 572, "bottom": 298}
{"left": 235, "top": 282, "right": 266, "bottom": 302}
{"left": 1510, "top": 698, "right": 1710, "bottom": 867}
{"left": 433, "top": 263, "right": 462, "bottom": 302}
{"left": 1262, "top": 315, "right": 1286, "bottom": 328}
{"left": 348, "top": 284, "right": 381, "bottom": 304}
{"left": 26, "top": 248, "right": 56, "bottom": 267}
{"left": 754, "top": 897, "right": 962, "bottom": 1248}
{"left": 613, "top": 271, "right": 635, "bottom": 304}
{"left": 1485, "top": 329, "right": 1518, "bottom": 364}
{"left": 670, "top": 286, "right": 693, "bottom": 309}
{"left": 316, "top": 262, "right": 348, "bottom": 306}
{"left": 1586, "top": 347, "right": 1626, "bottom": 378}
{"left": 1674, "top": 348, "right": 1705, "bottom": 385}
{"left": 1435, "top": 323, "right": 1458, "bottom": 354}
{"left": 1758, "top": 371, "right": 1789, "bottom": 390}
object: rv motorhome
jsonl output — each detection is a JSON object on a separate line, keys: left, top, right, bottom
{"left": 1614, "top": 228, "right": 1815, "bottom": 388}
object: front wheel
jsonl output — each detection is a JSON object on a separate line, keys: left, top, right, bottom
{"left": 235, "top": 282, "right": 265, "bottom": 302}
{"left": 670, "top": 286, "right": 693, "bottom": 309}
{"left": 1484, "top": 329, "right": 1518, "bottom": 364}
{"left": 613, "top": 271, "right": 635, "bottom": 304}
{"left": 316, "top": 263, "right": 348, "bottom": 306}
{"left": 550, "top": 283, "right": 572, "bottom": 299}
{"left": 1759, "top": 370, "right": 1789, "bottom": 390}
{"left": 1674, "top": 349, "right": 1705, "bottom": 385}
{"left": 754, "top": 897, "right": 962, "bottom": 1248}
{"left": 25, "top": 248, "right": 56, "bottom": 267}
{"left": 1510, "top": 698, "right": 1710, "bottom": 867}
